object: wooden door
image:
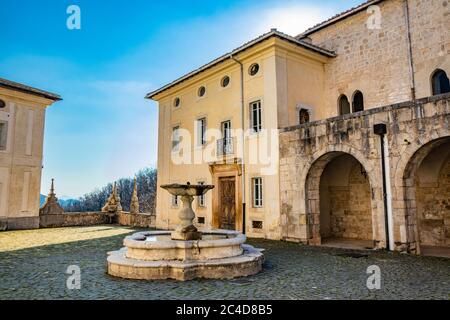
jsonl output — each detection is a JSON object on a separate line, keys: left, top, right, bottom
{"left": 219, "top": 177, "right": 236, "bottom": 230}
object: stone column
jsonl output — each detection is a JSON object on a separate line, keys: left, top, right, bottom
{"left": 130, "top": 178, "right": 140, "bottom": 214}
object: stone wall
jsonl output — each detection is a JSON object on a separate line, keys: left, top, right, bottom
{"left": 408, "top": 0, "right": 450, "bottom": 99}
{"left": 279, "top": 93, "right": 450, "bottom": 252}
{"left": 39, "top": 211, "right": 156, "bottom": 229}
{"left": 117, "top": 212, "right": 155, "bottom": 228}
{"left": 326, "top": 161, "right": 373, "bottom": 240}
{"left": 416, "top": 153, "right": 450, "bottom": 246}
{"left": 306, "top": 0, "right": 412, "bottom": 116}
{"left": 304, "top": 0, "right": 450, "bottom": 117}
{"left": 39, "top": 212, "right": 111, "bottom": 228}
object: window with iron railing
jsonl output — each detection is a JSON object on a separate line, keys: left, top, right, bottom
{"left": 217, "top": 120, "right": 233, "bottom": 156}
{"left": 217, "top": 137, "right": 234, "bottom": 156}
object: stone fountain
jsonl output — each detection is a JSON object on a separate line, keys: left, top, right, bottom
{"left": 107, "top": 183, "right": 264, "bottom": 281}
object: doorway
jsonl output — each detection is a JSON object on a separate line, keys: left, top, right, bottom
{"left": 218, "top": 177, "right": 236, "bottom": 230}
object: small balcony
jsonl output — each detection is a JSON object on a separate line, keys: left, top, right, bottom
{"left": 217, "top": 137, "right": 234, "bottom": 156}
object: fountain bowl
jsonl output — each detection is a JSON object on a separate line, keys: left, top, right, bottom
{"left": 160, "top": 183, "right": 214, "bottom": 197}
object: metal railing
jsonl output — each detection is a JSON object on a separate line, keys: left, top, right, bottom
{"left": 217, "top": 137, "right": 234, "bottom": 156}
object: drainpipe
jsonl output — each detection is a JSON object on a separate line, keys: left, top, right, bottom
{"left": 230, "top": 54, "right": 246, "bottom": 234}
{"left": 374, "top": 124, "right": 394, "bottom": 251}
{"left": 404, "top": 0, "right": 416, "bottom": 100}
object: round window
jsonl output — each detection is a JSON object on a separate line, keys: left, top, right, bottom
{"left": 0, "top": 100, "right": 5, "bottom": 109}
{"left": 221, "top": 76, "right": 230, "bottom": 88}
{"left": 174, "top": 97, "right": 181, "bottom": 107}
{"left": 249, "top": 63, "right": 260, "bottom": 76}
{"left": 198, "top": 86, "right": 206, "bottom": 97}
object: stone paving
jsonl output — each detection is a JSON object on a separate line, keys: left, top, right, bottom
{"left": 0, "top": 226, "right": 448, "bottom": 300}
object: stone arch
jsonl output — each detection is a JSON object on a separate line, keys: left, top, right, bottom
{"left": 394, "top": 136, "right": 450, "bottom": 255}
{"left": 303, "top": 144, "right": 383, "bottom": 248}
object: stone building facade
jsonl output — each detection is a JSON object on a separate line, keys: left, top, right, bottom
{"left": 149, "top": 0, "right": 449, "bottom": 255}
{"left": 299, "top": 0, "right": 450, "bottom": 113}
{"left": 0, "top": 78, "right": 61, "bottom": 230}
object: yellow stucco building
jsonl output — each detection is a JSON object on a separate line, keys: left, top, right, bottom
{"left": 148, "top": 31, "right": 335, "bottom": 239}
{"left": 0, "top": 78, "right": 61, "bottom": 230}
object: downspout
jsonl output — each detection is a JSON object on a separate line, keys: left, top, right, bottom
{"left": 404, "top": 0, "right": 416, "bottom": 100}
{"left": 230, "top": 54, "right": 246, "bottom": 234}
{"left": 374, "top": 124, "right": 394, "bottom": 251}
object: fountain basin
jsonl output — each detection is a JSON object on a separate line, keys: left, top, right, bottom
{"left": 107, "top": 183, "right": 264, "bottom": 281}
{"left": 124, "top": 230, "right": 245, "bottom": 261}
{"left": 107, "top": 230, "right": 264, "bottom": 281}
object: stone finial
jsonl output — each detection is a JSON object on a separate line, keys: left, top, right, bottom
{"left": 130, "top": 178, "right": 140, "bottom": 214}
{"left": 102, "top": 182, "right": 123, "bottom": 213}
{"left": 39, "top": 178, "right": 64, "bottom": 215}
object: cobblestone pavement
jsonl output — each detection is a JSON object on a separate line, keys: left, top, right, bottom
{"left": 0, "top": 226, "right": 448, "bottom": 300}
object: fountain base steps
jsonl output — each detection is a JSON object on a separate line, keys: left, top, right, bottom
{"left": 107, "top": 244, "right": 264, "bottom": 281}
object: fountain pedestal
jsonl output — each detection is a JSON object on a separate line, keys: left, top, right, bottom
{"left": 171, "top": 195, "right": 203, "bottom": 241}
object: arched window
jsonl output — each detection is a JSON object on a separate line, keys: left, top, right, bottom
{"left": 299, "top": 108, "right": 310, "bottom": 124}
{"left": 352, "top": 91, "right": 364, "bottom": 112}
{"left": 338, "top": 95, "right": 350, "bottom": 115}
{"left": 431, "top": 69, "right": 450, "bottom": 95}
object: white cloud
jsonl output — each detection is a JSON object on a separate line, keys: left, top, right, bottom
{"left": 257, "top": 4, "right": 331, "bottom": 36}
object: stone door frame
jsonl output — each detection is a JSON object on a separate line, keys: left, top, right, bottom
{"left": 209, "top": 160, "right": 243, "bottom": 232}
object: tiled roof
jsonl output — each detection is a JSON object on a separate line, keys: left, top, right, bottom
{"left": 145, "top": 29, "right": 336, "bottom": 100}
{"left": 297, "top": 0, "right": 385, "bottom": 38}
{"left": 0, "top": 77, "right": 62, "bottom": 101}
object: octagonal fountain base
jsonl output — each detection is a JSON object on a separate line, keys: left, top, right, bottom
{"left": 107, "top": 230, "right": 264, "bottom": 281}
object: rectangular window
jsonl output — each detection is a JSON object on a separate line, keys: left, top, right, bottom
{"left": 220, "top": 120, "right": 232, "bottom": 155}
{"left": 198, "top": 181, "right": 206, "bottom": 207}
{"left": 252, "top": 177, "right": 263, "bottom": 208}
{"left": 221, "top": 120, "right": 231, "bottom": 139}
{"left": 250, "top": 101, "right": 262, "bottom": 133}
{"left": 0, "top": 121, "right": 8, "bottom": 151}
{"left": 172, "top": 195, "right": 179, "bottom": 207}
{"left": 197, "top": 118, "right": 207, "bottom": 146}
{"left": 172, "top": 126, "right": 180, "bottom": 152}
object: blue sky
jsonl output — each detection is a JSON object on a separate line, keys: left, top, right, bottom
{"left": 0, "top": 0, "right": 362, "bottom": 198}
